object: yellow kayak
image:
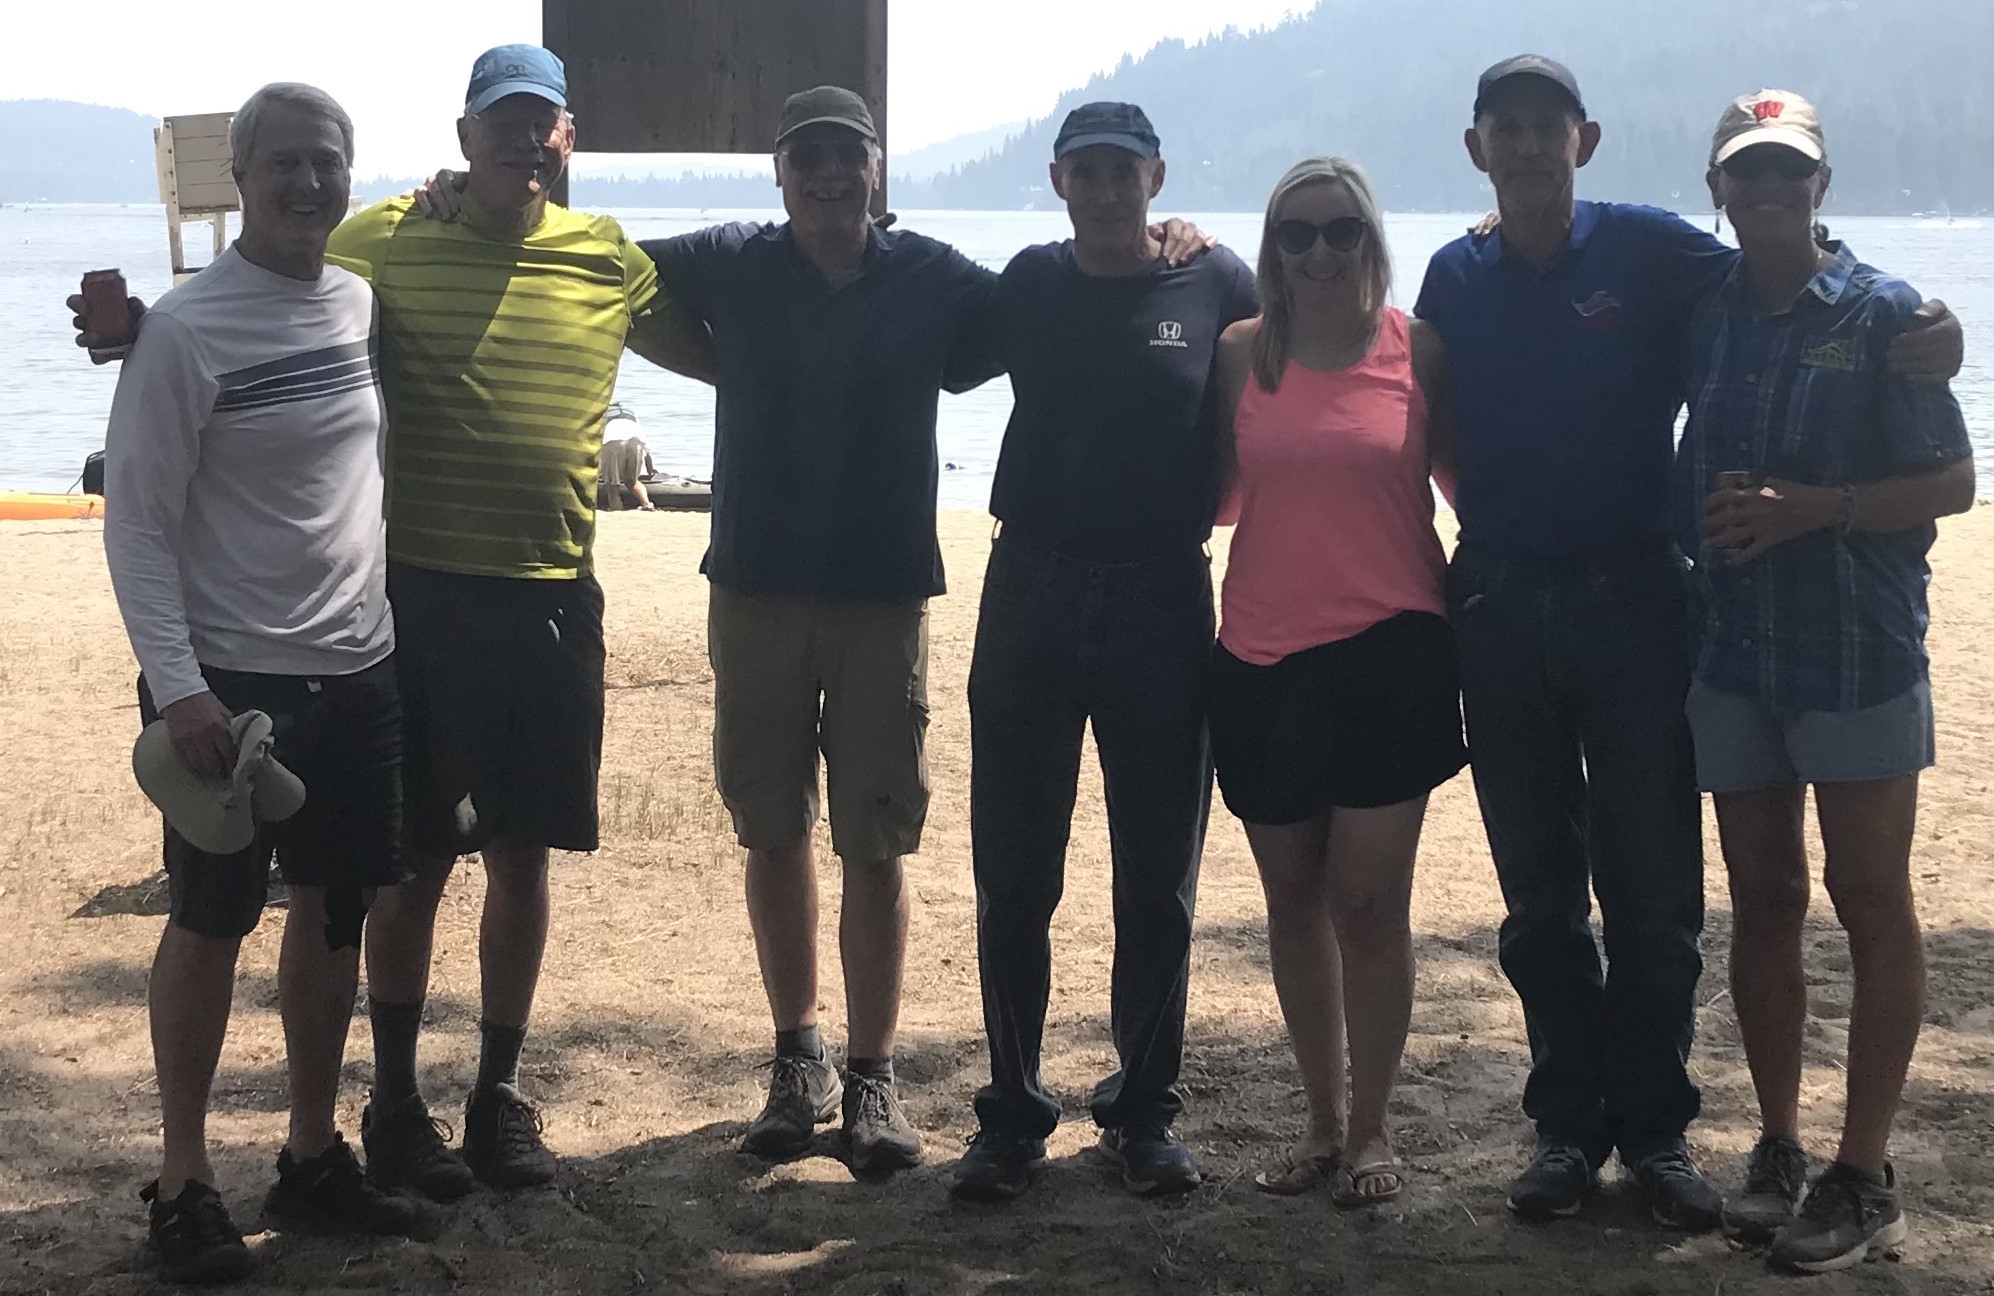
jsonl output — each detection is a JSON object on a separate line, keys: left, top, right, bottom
{"left": 0, "top": 492, "right": 104, "bottom": 521}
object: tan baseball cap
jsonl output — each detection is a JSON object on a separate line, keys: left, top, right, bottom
{"left": 1711, "top": 89, "right": 1825, "bottom": 166}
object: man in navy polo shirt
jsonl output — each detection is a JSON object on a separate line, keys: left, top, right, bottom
{"left": 950, "top": 103, "right": 1258, "bottom": 1203}
{"left": 1415, "top": 56, "right": 1963, "bottom": 1229}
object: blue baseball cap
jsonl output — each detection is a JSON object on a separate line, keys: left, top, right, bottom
{"left": 1053, "top": 102, "right": 1161, "bottom": 160}
{"left": 466, "top": 44, "right": 567, "bottom": 114}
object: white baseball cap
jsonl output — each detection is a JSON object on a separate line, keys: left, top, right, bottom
{"left": 1711, "top": 89, "right": 1826, "bottom": 167}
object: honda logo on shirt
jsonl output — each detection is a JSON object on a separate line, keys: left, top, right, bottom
{"left": 1150, "top": 320, "right": 1188, "bottom": 348}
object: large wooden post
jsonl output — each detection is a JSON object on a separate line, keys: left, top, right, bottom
{"left": 543, "top": 0, "right": 889, "bottom": 215}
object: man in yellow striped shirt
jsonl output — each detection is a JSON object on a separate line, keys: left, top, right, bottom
{"left": 327, "top": 45, "right": 712, "bottom": 1198}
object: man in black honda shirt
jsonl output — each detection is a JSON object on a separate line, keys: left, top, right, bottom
{"left": 953, "top": 103, "right": 1259, "bottom": 1203}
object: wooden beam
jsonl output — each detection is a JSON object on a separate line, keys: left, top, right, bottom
{"left": 544, "top": 0, "right": 887, "bottom": 158}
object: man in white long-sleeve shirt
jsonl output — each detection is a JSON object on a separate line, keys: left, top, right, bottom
{"left": 102, "top": 83, "right": 430, "bottom": 1285}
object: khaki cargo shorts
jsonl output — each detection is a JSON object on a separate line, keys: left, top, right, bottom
{"left": 707, "top": 584, "right": 930, "bottom": 861}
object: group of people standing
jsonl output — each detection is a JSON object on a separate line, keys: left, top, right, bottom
{"left": 80, "top": 39, "right": 1971, "bottom": 1288}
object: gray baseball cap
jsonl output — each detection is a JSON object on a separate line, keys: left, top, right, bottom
{"left": 1474, "top": 55, "right": 1586, "bottom": 119}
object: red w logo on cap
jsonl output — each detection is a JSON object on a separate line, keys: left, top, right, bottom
{"left": 1753, "top": 100, "right": 1786, "bottom": 121}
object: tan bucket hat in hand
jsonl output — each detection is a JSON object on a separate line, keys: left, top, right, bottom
{"left": 132, "top": 710, "right": 306, "bottom": 855}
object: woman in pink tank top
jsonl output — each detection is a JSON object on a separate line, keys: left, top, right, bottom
{"left": 1209, "top": 157, "right": 1467, "bottom": 1207}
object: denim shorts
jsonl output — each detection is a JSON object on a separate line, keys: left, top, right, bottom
{"left": 1685, "top": 677, "right": 1935, "bottom": 793}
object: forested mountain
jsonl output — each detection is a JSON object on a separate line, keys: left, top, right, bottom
{"left": 911, "top": 0, "right": 1992, "bottom": 214}
{"left": 9, "top": 1, "right": 1989, "bottom": 214}
{"left": 585, "top": 0, "right": 1992, "bottom": 214}
{"left": 0, "top": 101, "right": 159, "bottom": 202}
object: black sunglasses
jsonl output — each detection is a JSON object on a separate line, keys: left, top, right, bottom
{"left": 1720, "top": 148, "right": 1821, "bottom": 182}
{"left": 1274, "top": 216, "right": 1367, "bottom": 255}
{"left": 780, "top": 139, "right": 872, "bottom": 174}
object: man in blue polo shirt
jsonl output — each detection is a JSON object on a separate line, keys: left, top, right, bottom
{"left": 950, "top": 103, "right": 1258, "bottom": 1203}
{"left": 1415, "top": 56, "right": 1963, "bottom": 1229}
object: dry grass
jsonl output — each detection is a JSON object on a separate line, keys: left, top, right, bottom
{"left": 3, "top": 507, "right": 1993, "bottom": 1295}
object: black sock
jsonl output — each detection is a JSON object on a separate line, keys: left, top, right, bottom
{"left": 369, "top": 999, "right": 425, "bottom": 1102}
{"left": 775, "top": 1025, "right": 824, "bottom": 1060}
{"left": 475, "top": 1020, "right": 528, "bottom": 1095}
{"left": 846, "top": 1056, "right": 893, "bottom": 1084}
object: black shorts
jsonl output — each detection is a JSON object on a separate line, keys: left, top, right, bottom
{"left": 137, "top": 658, "right": 405, "bottom": 939}
{"left": 388, "top": 563, "right": 606, "bottom": 857}
{"left": 1210, "top": 610, "right": 1467, "bottom": 824}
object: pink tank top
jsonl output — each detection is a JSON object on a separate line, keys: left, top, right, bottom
{"left": 1219, "top": 307, "right": 1447, "bottom": 666}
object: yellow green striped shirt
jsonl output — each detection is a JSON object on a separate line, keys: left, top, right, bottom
{"left": 327, "top": 197, "right": 662, "bottom": 578}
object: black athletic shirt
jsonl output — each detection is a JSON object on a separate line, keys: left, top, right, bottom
{"left": 988, "top": 241, "right": 1259, "bottom": 561}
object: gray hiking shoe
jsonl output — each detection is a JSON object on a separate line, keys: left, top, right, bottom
{"left": 1098, "top": 1126, "right": 1201, "bottom": 1197}
{"left": 842, "top": 1073, "right": 922, "bottom": 1175}
{"left": 1507, "top": 1141, "right": 1596, "bottom": 1220}
{"left": 1628, "top": 1141, "right": 1723, "bottom": 1231}
{"left": 463, "top": 1083, "right": 556, "bottom": 1188}
{"left": 1723, "top": 1135, "right": 1809, "bottom": 1245}
{"left": 362, "top": 1091, "right": 475, "bottom": 1203}
{"left": 1771, "top": 1162, "right": 1907, "bottom": 1274}
{"left": 741, "top": 1054, "right": 842, "bottom": 1160}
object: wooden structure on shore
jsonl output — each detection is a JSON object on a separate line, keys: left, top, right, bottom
{"left": 154, "top": 112, "right": 238, "bottom": 285}
{"left": 542, "top": 0, "right": 890, "bottom": 214}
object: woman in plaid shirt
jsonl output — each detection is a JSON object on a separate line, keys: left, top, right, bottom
{"left": 1676, "top": 89, "right": 1975, "bottom": 1274}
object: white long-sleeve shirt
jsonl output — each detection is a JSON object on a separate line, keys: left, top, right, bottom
{"left": 103, "top": 247, "right": 393, "bottom": 708}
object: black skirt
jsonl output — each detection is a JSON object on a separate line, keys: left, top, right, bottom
{"left": 1210, "top": 610, "right": 1467, "bottom": 825}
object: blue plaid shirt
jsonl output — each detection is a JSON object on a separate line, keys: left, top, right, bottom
{"left": 1674, "top": 243, "right": 1971, "bottom": 713}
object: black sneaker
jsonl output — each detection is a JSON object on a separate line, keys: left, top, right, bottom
{"left": 950, "top": 1130, "right": 1046, "bottom": 1203}
{"left": 262, "top": 1135, "right": 441, "bottom": 1240}
{"left": 1771, "top": 1162, "right": 1907, "bottom": 1274}
{"left": 741, "top": 1054, "right": 842, "bottom": 1160}
{"left": 463, "top": 1083, "right": 557, "bottom": 1188}
{"left": 362, "top": 1091, "right": 475, "bottom": 1203}
{"left": 1507, "top": 1142, "right": 1597, "bottom": 1220}
{"left": 1723, "top": 1135, "right": 1809, "bottom": 1244}
{"left": 842, "top": 1073, "right": 923, "bottom": 1175}
{"left": 1628, "top": 1141, "right": 1724, "bottom": 1231}
{"left": 142, "top": 1180, "right": 254, "bottom": 1285}
{"left": 1098, "top": 1126, "right": 1201, "bottom": 1197}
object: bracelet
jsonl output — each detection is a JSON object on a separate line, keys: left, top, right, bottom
{"left": 1833, "top": 483, "right": 1857, "bottom": 535}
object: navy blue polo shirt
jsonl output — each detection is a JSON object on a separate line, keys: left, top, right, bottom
{"left": 642, "top": 222, "right": 1002, "bottom": 600}
{"left": 988, "top": 241, "right": 1259, "bottom": 560}
{"left": 1414, "top": 202, "right": 1737, "bottom": 560}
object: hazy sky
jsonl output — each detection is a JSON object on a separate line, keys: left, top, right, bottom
{"left": 13, "top": 0, "right": 1312, "bottom": 177}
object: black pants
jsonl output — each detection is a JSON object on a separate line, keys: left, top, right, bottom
{"left": 1445, "top": 543, "right": 1705, "bottom": 1163}
{"left": 967, "top": 533, "right": 1214, "bottom": 1139}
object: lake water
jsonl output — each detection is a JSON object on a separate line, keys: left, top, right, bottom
{"left": 3, "top": 204, "right": 1989, "bottom": 505}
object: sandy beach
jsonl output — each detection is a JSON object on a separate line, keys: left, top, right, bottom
{"left": 3, "top": 504, "right": 1992, "bottom": 1296}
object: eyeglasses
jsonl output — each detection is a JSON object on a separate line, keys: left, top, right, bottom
{"left": 1720, "top": 148, "right": 1821, "bottom": 182}
{"left": 1273, "top": 217, "right": 1367, "bottom": 255}
{"left": 470, "top": 110, "right": 570, "bottom": 146}
{"left": 780, "top": 139, "right": 873, "bottom": 174}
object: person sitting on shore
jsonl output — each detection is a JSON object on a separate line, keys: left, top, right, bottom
{"left": 599, "top": 403, "right": 655, "bottom": 511}
{"left": 1677, "top": 89, "right": 1974, "bottom": 1274}
{"left": 1209, "top": 156, "right": 1466, "bottom": 1210}
{"left": 101, "top": 82, "right": 431, "bottom": 1285}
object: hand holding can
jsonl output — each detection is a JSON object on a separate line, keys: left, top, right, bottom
{"left": 77, "top": 269, "right": 137, "bottom": 362}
